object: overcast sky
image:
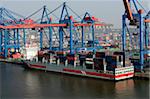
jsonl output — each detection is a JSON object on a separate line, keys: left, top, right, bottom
{"left": 0, "top": 0, "right": 149, "bottom": 28}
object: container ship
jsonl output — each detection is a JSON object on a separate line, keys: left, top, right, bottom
{"left": 22, "top": 48, "right": 134, "bottom": 81}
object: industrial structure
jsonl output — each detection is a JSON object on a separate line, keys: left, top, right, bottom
{"left": 0, "top": 2, "right": 112, "bottom": 57}
{"left": 0, "top": 0, "right": 149, "bottom": 76}
{"left": 122, "top": 0, "right": 150, "bottom": 71}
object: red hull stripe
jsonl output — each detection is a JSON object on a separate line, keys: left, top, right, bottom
{"left": 63, "top": 68, "right": 114, "bottom": 78}
{"left": 63, "top": 68, "right": 134, "bottom": 78}
{"left": 115, "top": 73, "right": 134, "bottom": 78}
{"left": 63, "top": 68, "right": 82, "bottom": 74}
{"left": 30, "top": 64, "right": 46, "bottom": 68}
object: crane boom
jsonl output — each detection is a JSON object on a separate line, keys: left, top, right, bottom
{"left": 0, "top": 23, "right": 105, "bottom": 29}
{"left": 123, "top": 0, "right": 133, "bottom": 20}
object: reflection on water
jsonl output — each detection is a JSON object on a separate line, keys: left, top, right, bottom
{"left": 115, "top": 79, "right": 135, "bottom": 98}
{"left": 115, "top": 80, "right": 134, "bottom": 92}
{"left": 1, "top": 63, "right": 149, "bottom": 99}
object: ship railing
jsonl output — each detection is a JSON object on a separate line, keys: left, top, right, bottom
{"left": 98, "top": 70, "right": 113, "bottom": 74}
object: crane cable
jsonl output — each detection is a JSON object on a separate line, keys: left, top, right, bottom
{"left": 135, "top": 0, "right": 147, "bottom": 13}
{"left": 66, "top": 5, "right": 82, "bottom": 20}
{"left": 35, "top": 3, "right": 63, "bottom": 23}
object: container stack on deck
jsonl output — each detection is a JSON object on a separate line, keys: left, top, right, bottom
{"left": 35, "top": 50, "right": 129, "bottom": 73}
{"left": 56, "top": 51, "right": 67, "bottom": 65}
{"left": 67, "top": 54, "right": 77, "bottom": 66}
{"left": 94, "top": 52, "right": 105, "bottom": 71}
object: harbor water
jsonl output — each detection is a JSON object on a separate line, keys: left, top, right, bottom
{"left": 0, "top": 63, "right": 149, "bottom": 99}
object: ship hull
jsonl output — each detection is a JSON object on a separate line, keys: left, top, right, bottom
{"left": 24, "top": 60, "right": 134, "bottom": 81}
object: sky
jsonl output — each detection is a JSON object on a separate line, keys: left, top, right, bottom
{"left": 0, "top": 0, "right": 149, "bottom": 28}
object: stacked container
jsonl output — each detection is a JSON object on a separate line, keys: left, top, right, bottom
{"left": 38, "top": 50, "right": 44, "bottom": 62}
{"left": 79, "top": 53, "right": 86, "bottom": 66}
{"left": 113, "top": 51, "right": 125, "bottom": 67}
{"left": 130, "top": 59, "right": 141, "bottom": 71}
{"left": 85, "top": 52, "right": 94, "bottom": 69}
{"left": 94, "top": 52, "right": 106, "bottom": 71}
{"left": 56, "top": 51, "right": 67, "bottom": 65}
{"left": 67, "top": 54, "right": 77, "bottom": 66}
{"left": 105, "top": 55, "right": 117, "bottom": 71}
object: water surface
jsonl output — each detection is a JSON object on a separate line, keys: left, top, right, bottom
{"left": 0, "top": 63, "right": 149, "bottom": 99}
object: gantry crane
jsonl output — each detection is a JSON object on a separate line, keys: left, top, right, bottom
{"left": 122, "top": 0, "right": 150, "bottom": 71}
{"left": 0, "top": 7, "right": 26, "bottom": 58}
{"left": 0, "top": 2, "right": 106, "bottom": 58}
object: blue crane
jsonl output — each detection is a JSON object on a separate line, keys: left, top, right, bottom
{"left": 122, "top": 0, "right": 150, "bottom": 71}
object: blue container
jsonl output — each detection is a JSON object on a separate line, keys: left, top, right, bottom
{"left": 59, "top": 56, "right": 66, "bottom": 63}
{"left": 106, "top": 66, "right": 115, "bottom": 71}
{"left": 68, "top": 60, "right": 74, "bottom": 65}
{"left": 52, "top": 47, "right": 59, "bottom": 51}
{"left": 106, "top": 56, "right": 117, "bottom": 63}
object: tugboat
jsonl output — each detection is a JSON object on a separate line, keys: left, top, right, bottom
{"left": 23, "top": 49, "right": 134, "bottom": 81}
